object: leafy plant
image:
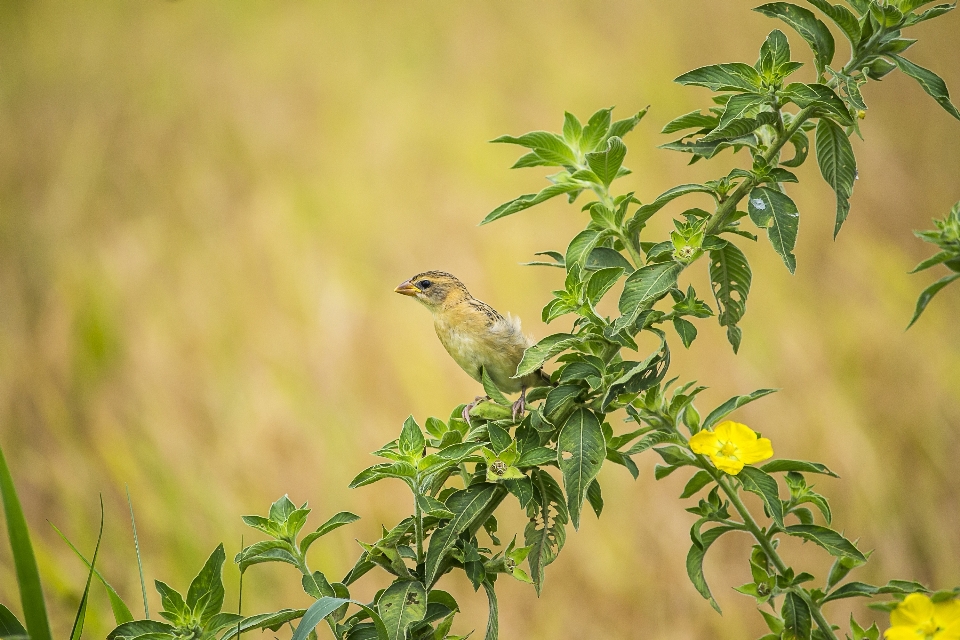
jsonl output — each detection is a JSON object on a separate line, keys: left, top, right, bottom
{"left": 3, "top": 2, "right": 958, "bottom": 640}
{"left": 909, "top": 200, "right": 960, "bottom": 326}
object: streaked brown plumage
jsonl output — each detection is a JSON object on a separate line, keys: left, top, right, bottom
{"left": 394, "top": 271, "right": 550, "bottom": 419}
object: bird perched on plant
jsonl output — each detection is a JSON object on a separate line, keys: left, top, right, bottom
{"left": 394, "top": 271, "right": 551, "bottom": 422}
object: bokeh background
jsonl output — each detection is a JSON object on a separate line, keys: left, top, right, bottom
{"left": 1, "top": 1, "right": 959, "bottom": 638}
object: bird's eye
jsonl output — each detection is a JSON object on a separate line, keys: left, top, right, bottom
{"left": 417, "top": 280, "right": 432, "bottom": 289}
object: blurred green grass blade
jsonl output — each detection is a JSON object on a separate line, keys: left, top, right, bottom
{"left": 50, "top": 521, "right": 135, "bottom": 624}
{"left": 0, "top": 442, "right": 53, "bottom": 640}
{"left": 69, "top": 497, "right": 105, "bottom": 640}
{"left": 127, "top": 486, "right": 150, "bottom": 619}
{"left": 0, "top": 603, "right": 28, "bottom": 638}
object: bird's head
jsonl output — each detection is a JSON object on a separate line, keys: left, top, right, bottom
{"left": 394, "top": 271, "right": 469, "bottom": 311}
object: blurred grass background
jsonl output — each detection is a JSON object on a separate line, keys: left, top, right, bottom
{"left": 1, "top": 1, "right": 959, "bottom": 638}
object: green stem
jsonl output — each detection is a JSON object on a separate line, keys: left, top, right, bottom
{"left": 713, "top": 473, "right": 839, "bottom": 640}
{"left": 295, "top": 554, "right": 311, "bottom": 577}
{"left": 414, "top": 489, "right": 425, "bottom": 568}
{"left": 705, "top": 105, "right": 818, "bottom": 236}
{"left": 621, "top": 233, "right": 646, "bottom": 268}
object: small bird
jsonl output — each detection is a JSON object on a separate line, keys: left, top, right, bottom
{"left": 394, "top": 271, "right": 551, "bottom": 422}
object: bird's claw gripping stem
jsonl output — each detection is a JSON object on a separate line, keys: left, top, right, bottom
{"left": 511, "top": 387, "right": 527, "bottom": 421}
{"left": 463, "top": 395, "right": 490, "bottom": 426}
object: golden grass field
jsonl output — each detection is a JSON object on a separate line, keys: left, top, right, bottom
{"left": 1, "top": 1, "right": 959, "bottom": 638}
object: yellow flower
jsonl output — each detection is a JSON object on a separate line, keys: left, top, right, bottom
{"left": 688, "top": 420, "right": 773, "bottom": 475}
{"left": 885, "top": 593, "right": 960, "bottom": 640}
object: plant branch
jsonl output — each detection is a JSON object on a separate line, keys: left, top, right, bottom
{"left": 705, "top": 105, "right": 818, "bottom": 236}
{"left": 713, "top": 472, "right": 839, "bottom": 640}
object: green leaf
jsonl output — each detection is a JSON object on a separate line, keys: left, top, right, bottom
{"left": 524, "top": 469, "right": 568, "bottom": 596}
{"left": 69, "top": 498, "right": 104, "bottom": 640}
{"left": 482, "top": 581, "right": 498, "bottom": 640}
{"left": 0, "top": 605, "right": 27, "bottom": 639}
{"left": 566, "top": 229, "right": 607, "bottom": 271}
{"left": 378, "top": 581, "right": 427, "bottom": 640}
{"left": 904, "top": 3, "right": 956, "bottom": 26}
{"left": 737, "top": 467, "right": 785, "bottom": 527}
{"left": 125, "top": 488, "right": 149, "bottom": 621}
{"left": 108, "top": 620, "right": 177, "bottom": 640}
{"left": 51, "top": 522, "right": 135, "bottom": 625}
{"left": 781, "top": 83, "right": 852, "bottom": 124}
{"left": 425, "top": 484, "right": 502, "bottom": 586}
{"left": 805, "top": 0, "right": 861, "bottom": 43}
{"left": 587, "top": 247, "right": 635, "bottom": 273}
{"left": 661, "top": 110, "right": 718, "bottom": 134}
{"left": 481, "top": 183, "right": 582, "bottom": 225}
{"left": 186, "top": 544, "right": 226, "bottom": 622}
{"left": 892, "top": 55, "right": 960, "bottom": 121}
{"left": 761, "top": 459, "right": 838, "bottom": 477}
{"left": 672, "top": 317, "right": 698, "bottom": 348}
{"left": 712, "top": 93, "right": 766, "bottom": 133}
{"left": 908, "top": 272, "right": 960, "bottom": 327}
{"left": 399, "top": 416, "right": 426, "bottom": 455}
{"left": 585, "top": 136, "right": 627, "bottom": 186}
{"left": 491, "top": 131, "right": 576, "bottom": 165}
{"left": 686, "top": 526, "right": 736, "bottom": 613}
{"left": 782, "top": 591, "right": 812, "bottom": 640}
{"left": 0, "top": 443, "right": 53, "bottom": 640}
{"left": 754, "top": 3, "right": 835, "bottom": 72}
{"left": 680, "top": 470, "right": 714, "bottom": 498}
{"left": 558, "top": 409, "right": 606, "bottom": 530}
{"left": 515, "top": 333, "right": 581, "bottom": 378}
{"left": 300, "top": 512, "right": 361, "bottom": 555}
{"left": 815, "top": 119, "right": 857, "bottom": 237}
{"left": 516, "top": 447, "right": 558, "bottom": 468}
{"left": 758, "top": 29, "right": 792, "bottom": 76}
{"left": 709, "top": 243, "right": 752, "bottom": 353}
{"left": 782, "top": 127, "right": 810, "bottom": 168}
{"left": 785, "top": 524, "right": 866, "bottom": 561}
{"left": 910, "top": 250, "right": 955, "bottom": 274}
{"left": 609, "top": 108, "right": 648, "bottom": 139}
{"left": 294, "top": 598, "right": 387, "bottom": 640}
{"left": 217, "top": 610, "right": 307, "bottom": 640}
{"left": 302, "top": 570, "right": 334, "bottom": 599}
{"left": 618, "top": 262, "right": 683, "bottom": 319}
{"left": 586, "top": 267, "right": 625, "bottom": 305}
{"left": 581, "top": 107, "right": 613, "bottom": 152}
{"left": 675, "top": 63, "right": 763, "bottom": 92}
{"left": 703, "top": 389, "right": 777, "bottom": 430}
{"left": 601, "top": 348, "right": 669, "bottom": 410}
{"left": 748, "top": 186, "right": 800, "bottom": 273}
{"left": 481, "top": 368, "right": 510, "bottom": 407}
{"left": 586, "top": 480, "right": 603, "bottom": 518}
{"left": 236, "top": 540, "right": 298, "bottom": 571}
{"left": 632, "top": 184, "right": 716, "bottom": 229}
{"left": 562, "top": 112, "right": 582, "bottom": 146}
{"left": 509, "top": 152, "right": 552, "bottom": 169}
{"left": 822, "top": 581, "right": 879, "bottom": 603}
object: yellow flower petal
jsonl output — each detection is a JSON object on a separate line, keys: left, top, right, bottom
{"left": 892, "top": 593, "right": 936, "bottom": 628}
{"left": 689, "top": 430, "right": 720, "bottom": 456}
{"left": 937, "top": 626, "right": 960, "bottom": 640}
{"left": 884, "top": 626, "right": 923, "bottom": 640}
{"left": 713, "top": 420, "right": 754, "bottom": 441}
{"left": 739, "top": 437, "right": 774, "bottom": 465}
{"left": 712, "top": 456, "right": 745, "bottom": 475}
{"left": 935, "top": 600, "right": 960, "bottom": 628}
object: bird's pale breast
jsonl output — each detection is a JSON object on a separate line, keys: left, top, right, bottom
{"left": 433, "top": 305, "right": 529, "bottom": 394}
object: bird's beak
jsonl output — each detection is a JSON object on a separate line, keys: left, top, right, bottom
{"left": 394, "top": 280, "right": 419, "bottom": 296}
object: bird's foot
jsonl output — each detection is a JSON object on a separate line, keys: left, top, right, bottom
{"left": 511, "top": 389, "right": 527, "bottom": 421}
{"left": 462, "top": 395, "right": 490, "bottom": 426}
